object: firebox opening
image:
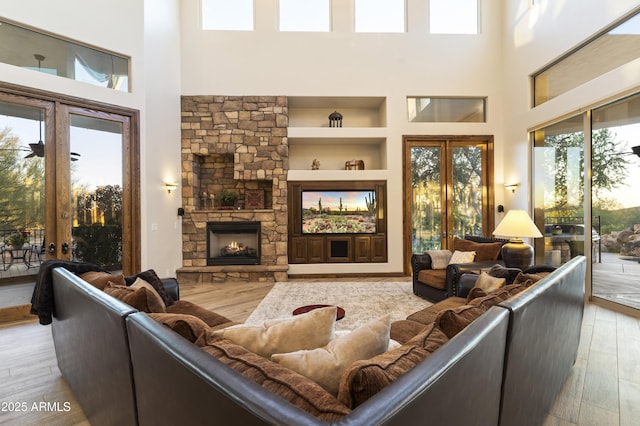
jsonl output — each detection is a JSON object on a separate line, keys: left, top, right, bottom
{"left": 207, "top": 221, "right": 261, "bottom": 265}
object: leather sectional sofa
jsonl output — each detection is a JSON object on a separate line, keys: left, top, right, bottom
{"left": 46, "top": 255, "right": 586, "bottom": 425}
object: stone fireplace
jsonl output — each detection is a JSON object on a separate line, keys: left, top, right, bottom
{"left": 207, "top": 221, "right": 261, "bottom": 265}
{"left": 177, "top": 96, "right": 289, "bottom": 283}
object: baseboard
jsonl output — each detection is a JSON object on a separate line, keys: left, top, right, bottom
{"left": 287, "top": 272, "right": 408, "bottom": 279}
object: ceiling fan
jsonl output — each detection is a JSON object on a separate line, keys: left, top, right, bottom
{"left": 0, "top": 142, "right": 81, "bottom": 161}
{"left": 614, "top": 145, "right": 640, "bottom": 158}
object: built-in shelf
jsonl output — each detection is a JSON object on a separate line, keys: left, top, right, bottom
{"left": 287, "top": 96, "right": 388, "bottom": 174}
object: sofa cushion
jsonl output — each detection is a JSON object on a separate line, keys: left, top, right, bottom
{"left": 195, "top": 333, "right": 350, "bottom": 421}
{"left": 417, "top": 269, "right": 446, "bottom": 290}
{"left": 406, "top": 296, "right": 466, "bottom": 325}
{"left": 125, "top": 269, "right": 173, "bottom": 307}
{"left": 149, "top": 312, "right": 210, "bottom": 343}
{"left": 389, "top": 320, "right": 429, "bottom": 344}
{"left": 425, "top": 250, "right": 452, "bottom": 269}
{"left": 452, "top": 237, "right": 502, "bottom": 261}
{"left": 104, "top": 282, "right": 165, "bottom": 313}
{"left": 473, "top": 272, "right": 506, "bottom": 293}
{"left": 337, "top": 323, "right": 448, "bottom": 409}
{"left": 513, "top": 272, "right": 545, "bottom": 286}
{"left": 79, "top": 271, "right": 125, "bottom": 290}
{"left": 272, "top": 315, "right": 390, "bottom": 395}
{"left": 211, "top": 306, "right": 337, "bottom": 358}
{"left": 166, "top": 300, "right": 236, "bottom": 329}
{"left": 435, "top": 305, "right": 486, "bottom": 338}
{"left": 448, "top": 250, "right": 476, "bottom": 264}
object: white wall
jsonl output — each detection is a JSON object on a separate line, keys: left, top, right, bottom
{"left": 502, "top": 0, "right": 640, "bottom": 212}
{"left": 180, "top": 0, "right": 505, "bottom": 274}
{"left": 0, "top": 0, "right": 183, "bottom": 276}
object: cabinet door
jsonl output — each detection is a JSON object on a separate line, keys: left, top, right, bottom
{"left": 372, "top": 236, "right": 387, "bottom": 262}
{"left": 326, "top": 237, "right": 351, "bottom": 262}
{"left": 308, "top": 237, "right": 325, "bottom": 263}
{"left": 289, "top": 237, "right": 308, "bottom": 263}
{"left": 354, "top": 236, "right": 371, "bottom": 262}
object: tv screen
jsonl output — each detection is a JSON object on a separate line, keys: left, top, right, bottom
{"left": 302, "top": 190, "right": 377, "bottom": 234}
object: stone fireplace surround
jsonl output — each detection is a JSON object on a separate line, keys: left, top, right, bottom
{"left": 177, "top": 96, "right": 289, "bottom": 283}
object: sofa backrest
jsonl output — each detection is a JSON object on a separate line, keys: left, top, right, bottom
{"left": 51, "top": 267, "right": 139, "bottom": 426}
{"left": 126, "top": 306, "right": 510, "bottom": 425}
{"left": 497, "top": 255, "right": 586, "bottom": 426}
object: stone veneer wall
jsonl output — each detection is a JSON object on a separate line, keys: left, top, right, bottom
{"left": 178, "top": 96, "right": 288, "bottom": 283}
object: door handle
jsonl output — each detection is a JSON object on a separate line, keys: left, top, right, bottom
{"left": 61, "top": 242, "right": 69, "bottom": 255}
{"left": 48, "top": 243, "right": 56, "bottom": 255}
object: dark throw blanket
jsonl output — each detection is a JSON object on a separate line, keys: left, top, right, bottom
{"left": 30, "top": 260, "right": 105, "bottom": 325}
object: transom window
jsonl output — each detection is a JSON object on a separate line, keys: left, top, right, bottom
{"left": 355, "top": 0, "right": 405, "bottom": 33}
{"left": 279, "top": 0, "right": 330, "bottom": 32}
{"left": 202, "top": 0, "right": 254, "bottom": 31}
{"left": 429, "top": 0, "right": 479, "bottom": 35}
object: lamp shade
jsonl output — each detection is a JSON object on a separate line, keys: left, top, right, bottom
{"left": 493, "top": 210, "right": 542, "bottom": 240}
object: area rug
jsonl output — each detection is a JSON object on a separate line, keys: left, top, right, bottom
{"left": 246, "top": 281, "right": 432, "bottom": 331}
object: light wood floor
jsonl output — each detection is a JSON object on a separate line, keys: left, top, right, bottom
{"left": 0, "top": 279, "right": 639, "bottom": 425}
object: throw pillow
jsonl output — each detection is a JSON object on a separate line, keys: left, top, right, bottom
{"left": 448, "top": 250, "right": 476, "bottom": 265}
{"left": 149, "top": 312, "right": 209, "bottom": 342}
{"left": 125, "top": 269, "right": 173, "bottom": 307}
{"left": 513, "top": 272, "right": 545, "bottom": 286}
{"left": 131, "top": 277, "right": 166, "bottom": 312}
{"left": 452, "top": 237, "right": 502, "bottom": 261}
{"left": 435, "top": 305, "right": 485, "bottom": 339}
{"left": 271, "top": 315, "right": 391, "bottom": 396}
{"left": 79, "top": 271, "right": 125, "bottom": 290}
{"left": 473, "top": 272, "right": 506, "bottom": 292}
{"left": 487, "top": 264, "right": 523, "bottom": 284}
{"left": 167, "top": 299, "right": 236, "bottom": 329}
{"left": 195, "top": 334, "right": 350, "bottom": 421}
{"left": 211, "top": 306, "right": 337, "bottom": 358}
{"left": 337, "top": 323, "right": 449, "bottom": 409}
{"left": 425, "top": 250, "right": 452, "bottom": 269}
{"left": 103, "top": 282, "right": 165, "bottom": 313}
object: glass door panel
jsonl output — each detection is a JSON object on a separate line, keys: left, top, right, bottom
{"left": 0, "top": 100, "right": 49, "bottom": 278}
{"left": 410, "top": 145, "right": 444, "bottom": 252}
{"left": 591, "top": 93, "right": 640, "bottom": 310}
{"left": 451, "top": 144, "right": 484, "bottom": 239}
{"left": 532, "top": 115, "right": 586, "bottom": 267}
{"left": 69, "top": 113, "right": 124, "bottom": 271}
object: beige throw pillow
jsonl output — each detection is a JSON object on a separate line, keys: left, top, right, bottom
{"left": 473, "top": 272, "right": 506, "bottom": 292}
{"left": 448, "top": 250, "right": 476, "bottom": 264}
{"left": 425, "top": 250, "right": 452, "bottom": 269}
{"left": 212, "top": 306, "right": 337, "bottom": 358}
{"left": 272, "top": 315, "right": 391, "bottom": 395}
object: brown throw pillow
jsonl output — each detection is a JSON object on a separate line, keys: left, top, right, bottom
{"left": 452, "top": 237, "right": 502, "bottom": 261}
{"left": 125, "top": 269, "right": 173, "bottom": 307}
{"left": 149, "top": 312, "right": 209, "bottom": 342}
{"left": 435, "top": 305, "right": 485, "bottom": 338}
{"left": 167, "top": 299, "right": 235, "bottom": 328}
{"left": 131, "top": 277, "right": 166, "bottom": 312}
{"left": 337, "top": 323, "right": 448, "bottom": 409}
{"left": 80, "top": 271, "right": 125, "bottom": 290}
{"left": 104, "top": 282, "right": 165, "bottom": 313}
{"left": 513, "top": 272, "right": 544, "bottom": 286}
{"left": 195, "top": 333, "right": 350, "bottom": 421}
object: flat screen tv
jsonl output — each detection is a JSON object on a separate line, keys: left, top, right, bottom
{"left": 302, "top": 190, "right": 376, "bottom": 234}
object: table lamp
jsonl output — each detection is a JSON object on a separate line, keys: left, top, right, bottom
{"left": 492, "top": 209, "right": 543, "bottom": 270}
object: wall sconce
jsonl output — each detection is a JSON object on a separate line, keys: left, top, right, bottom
{"left": 165, "top": 182, "right": 178, "bottom": 194}
{"left": 505, "top": 183, "right": 520, "bottom": 193}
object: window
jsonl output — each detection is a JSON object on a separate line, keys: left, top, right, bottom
{"left": 202, "top": 0, "right": 254, "bottom": 31}
{"left": 533, "top": 11, "right": 640, "bottom": 106}
{"left": 407, "top": 97, "right": 486, "bottom": 122}
{"left": 279, "top": 0, "right": 330, "bottom": 32}
{"left": 429, "top": 0, "right": 478, "bottom": 35}
{"left": 355, "top": 0, "right": 405, "bottom": 33}
{"left": 0, "top": 19, "right": 129, "bottom": 92}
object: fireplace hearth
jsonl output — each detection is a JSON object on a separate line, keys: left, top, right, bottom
{"left": 207, "top": 221, "right": 261, "bottom": 265}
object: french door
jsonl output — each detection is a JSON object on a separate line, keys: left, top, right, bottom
{"left": 403, "top": 136, "right": 495, "bottom": 273}
{"left": 0, "top": 84, "right": 139, "bottom": 279}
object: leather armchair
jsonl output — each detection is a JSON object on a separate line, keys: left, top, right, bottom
{"left": 412, "top": 236, "right": 507, "bottom": 302}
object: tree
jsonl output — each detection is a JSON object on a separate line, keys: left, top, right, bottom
{"left": 540, "top": 128, "right": 630, "bottom": 216}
